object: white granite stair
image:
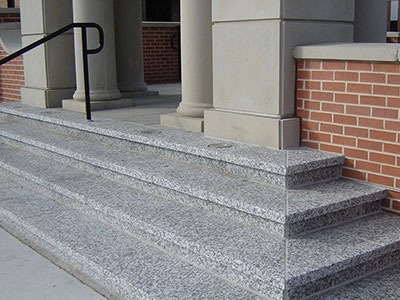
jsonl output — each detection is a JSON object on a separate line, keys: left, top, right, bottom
{"left": 0, "top": 103, "right": 398, "bottom": 300}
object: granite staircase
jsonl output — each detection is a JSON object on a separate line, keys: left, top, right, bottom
{"left": 0, "top": 102, "right": 399, "bottom": 300}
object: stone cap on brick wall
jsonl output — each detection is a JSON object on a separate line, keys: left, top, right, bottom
{"left": 0, "top": 22, "right": 21, "bottom": 54}
{"left": 142, "top": 22, "right": 180, "bottom": 28}
{"left": 387, "top": 32, "right": 400, "bottom": 38}
{"left": 0, "top": 8, "right": 19, "bottom": 14}
{"left": 294, "top": 43, "right": 400, "bottom": 63}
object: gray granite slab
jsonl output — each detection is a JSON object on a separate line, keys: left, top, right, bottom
{"left": 0, "top": 140, "right": 397, "bottom": 299}
{"left": 309, "top": 263, "right": 400, "bottom": 300}
{"left": 287, "top": 226, "right": 397, "bottom": 289}
{"left": 287, "top": 178, "right": 386, "bottom": 222}
{"left": 0, "top": 103, "right": 344, "bottom": 179}
{"left": 0, "top": 174, "right": 35, "bottom": 201}
{"left": 334, "top": 213, "right": 400, "bottom": 248}
{"left": 0, "top": 194, "right": 263, "bottom": 300}
{"left": 0, "top": 142, "right": 287, "bottom": 289}
{"left": 0, "top": 122, "right": 384, "bottom": 233}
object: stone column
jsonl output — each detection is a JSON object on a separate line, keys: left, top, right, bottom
{"left": 72, "top": 0, "right": 120, "bottom": 101}
{"left": 161, "top": 0, "right": 212, "bottom": 132}
{"left": 63, "top": 0, "right": 125, "bottom": 112}
{"left": 20, "top": 0, "right": 75, "bottom": 108}
{"left": 205, "top": 0, "right": 355, "bottom": 149}
{"left": 354, "top": 0, "right": 388, "bottom": 42}
{"left": 114, "top": 0, "right": 148, "bottom": 96}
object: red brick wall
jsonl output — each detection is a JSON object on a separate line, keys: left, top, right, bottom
{"left": 0, "top": 12, "right": 19, "bottom": 23}
{"left": 0, "top": 43, "right": 24, "bottom": 102}
{"left": 388, "top": 37, "right": 400, "bottom": 43}
{"left": 296, "top": 59, "right": 400, "bottom": 215}
{"left": 142, "top": 25, "right": 180, "bottom": 84}
{"left": 0, "top": 11, "right": 23, "bottom": 102}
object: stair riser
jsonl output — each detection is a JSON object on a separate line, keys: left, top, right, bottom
{"left": 0, "top": 112, "right": 341, "bottom": 188}
{"left": 0, "top": 135, "right": 383, "bottom": 238}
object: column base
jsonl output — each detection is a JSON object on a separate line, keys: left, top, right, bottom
{"left": 62, "top": 98, "right": 136, "bottom": 112}
{"left": 204, "top": 109, "right": 300, "bottom": 149}
{"left": 21, "top": 87, "right": 75, "bottom": 108}
{"left": 160, "top": 113, "right": 204, "bottom": 133}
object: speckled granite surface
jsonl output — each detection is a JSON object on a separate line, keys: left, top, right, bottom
{"left": 0, "top": 103, "right": 344, "bottom": 187}
{"left": 0, "top": 120, "right": 385, "bottom": 237}
{"left": 0, "top": 191, "right": 263, "bottom": 300}
{"left": 309, "top": 263, "right": 400, "bottom": 300}
{"left": 0, "top": 171, "right": 399, "bottom": 300}
{"left": 0, "top": 103, "right": 398, "bottom": 300}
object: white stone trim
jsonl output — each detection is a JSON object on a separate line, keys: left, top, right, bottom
{"left": 387, "top": 31, "right": 400, "bottom": 38}
{"left": 293, "top": 43, "right": 400, "bottom": 62}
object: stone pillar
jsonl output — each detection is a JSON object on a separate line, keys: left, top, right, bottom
{"left": 20, "top": 0, "right": 75, "bottom": 108}
{"left": 63, "top": 0, "right": 138, "bottom": 112}
{"left": 161, "top": 0, "right": 212, "bottom": 132}
{"left": 72, "top": 0, "right": 120, "bottom": 101}
{"left": 205, "top": 0, "right": 355, "bottom": 149}
{"left": 114, "top": 0, "right": 148, "bottom": 96}
{"left": 354, "top": 0, "right": 388, "bottom": 42}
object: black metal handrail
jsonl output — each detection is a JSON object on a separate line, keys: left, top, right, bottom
{"left": 0, "top": 23, "right": 104, "bottom": 120}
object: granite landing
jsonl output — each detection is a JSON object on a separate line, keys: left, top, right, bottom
{"left": 0, "top": 102, "right": 398, "bottom": 299}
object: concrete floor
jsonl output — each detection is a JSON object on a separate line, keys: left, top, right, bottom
{"left": 0, "top": 228, "right": 106, "bottom": 300}
{"left": 93, "top": 83, "right": 181, "bottom": 125}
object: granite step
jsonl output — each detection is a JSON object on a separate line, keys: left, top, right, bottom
{"left": 0, "top": 178, "right": 263, "bottom": 300}
{"left": 0, "top": 120, "right": 385, "bottom": 237}
{"left": 0, "top": 102, "right": 344, "bottom": 188}
{"left": 1, "top": 173, "right": 400, "bottom": 300}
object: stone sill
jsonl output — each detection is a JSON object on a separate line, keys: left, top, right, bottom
{"left": 387, "top": 31, "right": 400, "bottom": 38}
{"left": 142, "top": 21, "right": 180, "bottom": 28}
{"left": 294, "top": 43, "right": 400, "bottom": 62}
{"left": 0, "top": 8, "right": 19, "bottom": 14}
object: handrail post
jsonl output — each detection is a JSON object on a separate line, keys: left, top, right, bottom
{"left": 81, "top": 26, "right": 92, "bottom": 121}
{"left": 0, "top": 22, "right": 104, "bottom": 121}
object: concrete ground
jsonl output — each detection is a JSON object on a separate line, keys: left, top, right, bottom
{"left": 0, "top": 227, "right": 107, "bottom": 300}
{"left": 93, "top": 83, "right": 181, "bottom": 125}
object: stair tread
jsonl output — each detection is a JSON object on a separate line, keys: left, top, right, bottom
{"left": 0, "top": 143, "right": 398, "bottom": 293}
{"left": 0, "top": 120, "right": 385, "bottom": 226}
{"left": 0, "top": 102, "right": 344, "bottom": 175}
{"left": 0, "top": 181, "right": 263, "bottom": 300}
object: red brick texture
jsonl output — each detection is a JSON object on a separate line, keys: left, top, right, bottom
{"left": 0, "top": 44, "right": 24, "bottom": 102}
{"left": 142, "top": 25, "right": 180, "bottom": 84}
{"left": 0, "top": 12, "right": 23, "bottom": 102}
{"left": 0, "top": 12, "right": 19, "bottom": 23}
{"left": 296, "top": 59, "right": 400, "bottom": 215}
